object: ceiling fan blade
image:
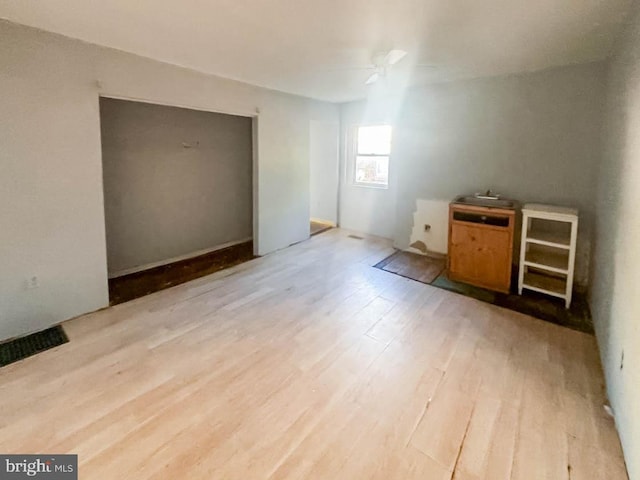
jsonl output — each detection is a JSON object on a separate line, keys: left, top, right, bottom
{"left": 384, "top": 49, "right": 408, "bottom": 66}
{"left": 365, "top": 72, "right": 379, "bottom": 85}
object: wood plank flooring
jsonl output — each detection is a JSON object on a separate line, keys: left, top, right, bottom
{"left": 310, "top": 221, "right": 332, "bottom": 236}
{"left": 0, "top": 229, "right": 628, "bottom": 479}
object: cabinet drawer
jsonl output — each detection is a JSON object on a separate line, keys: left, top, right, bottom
{"left": 452, "top": 210, "right": 510, "bottom": 227}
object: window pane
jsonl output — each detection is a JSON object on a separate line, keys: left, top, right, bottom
{"left": 355, "top": 155, "right": 389, "bottom": 186}
{"left": 357, "top": 125, "right": 392, "bottom": 155}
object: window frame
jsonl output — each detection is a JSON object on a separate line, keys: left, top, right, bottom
{"left": 351, "top": 124, "right": 392, "bottom": 189}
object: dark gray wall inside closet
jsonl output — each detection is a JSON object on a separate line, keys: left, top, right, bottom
{"left": 100, "top": 98, "right": 253, "bottom": 276}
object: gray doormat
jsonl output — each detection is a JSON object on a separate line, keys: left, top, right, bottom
{"left": 0, "top": 326, "right": 68, "bottom": 367}
{"left": 375, "top": 250, "right": 594, "bottom": 334}
{"left": 374, "top": 250, "right": 445, "bottom": 284}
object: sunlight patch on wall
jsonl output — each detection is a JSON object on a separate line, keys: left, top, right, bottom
{"left": 407, "top": 199, "right": 450, "bottom": 255}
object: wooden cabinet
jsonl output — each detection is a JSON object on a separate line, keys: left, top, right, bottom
{"left": 448, "top": 204, "right": 516, "bottom": 293}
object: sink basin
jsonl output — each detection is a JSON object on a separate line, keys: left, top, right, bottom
{"left": 453, "top": 195, "right": 516, "bottom": 209}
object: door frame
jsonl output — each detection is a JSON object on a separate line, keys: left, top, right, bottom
{"left": 97, "top": 93, "right": 261, "bottom": 276}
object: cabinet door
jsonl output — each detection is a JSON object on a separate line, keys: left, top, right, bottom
{"left": 449, "top": 223, "right": 511, "bottom": 290}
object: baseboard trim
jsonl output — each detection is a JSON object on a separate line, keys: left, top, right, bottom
{"left": 108, "top": 237, "right": 253, "bottom": 279}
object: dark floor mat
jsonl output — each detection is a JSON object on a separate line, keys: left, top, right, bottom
{"left": 374, "top": 250, "right": 445, "bottom": 284}
{"left": 376, "top": 250, "right": 594, "bottom": 334}
{"left": 431, "top": 274, "right": 497, "bottom": 304}
{"left": 432, "top": 272, "right": 593, "bottom": 333}
{"left": 0, "top": 326, "right": 68, "bottom": 367}
{"left": 109, "top": 240, "right": 255, "bottom": 305}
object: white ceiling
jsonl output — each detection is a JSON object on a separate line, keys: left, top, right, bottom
{"left": 0, "top": 0, "right": 634, "bottom": 102}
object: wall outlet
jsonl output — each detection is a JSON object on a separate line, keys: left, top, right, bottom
{"left": 26, "top": 276, "right": 39, "bottom": 289}
{"left": 424, "top": 224, "right": 431, "bottom": 232}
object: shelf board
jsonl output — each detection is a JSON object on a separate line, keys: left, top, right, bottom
{"left": 522, "top": 203, "right": 579, "bottom": 219}
{"left": 522, "top": 271, "right": 567, "bottom": 298}
{"left": 524, "top": 247, "right": 569, "bottom": 273}
{"left": 526, "top": 229, "right": 571, "bottom": 249}
{"left": 523, "top": 261, "right": 568, "bottom": 275}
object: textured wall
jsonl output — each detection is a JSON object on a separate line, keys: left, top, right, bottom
{"left": 591, "top": 5, "right": 640, "bottom": 479}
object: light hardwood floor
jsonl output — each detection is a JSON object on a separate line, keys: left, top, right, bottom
{"left": 0, "top": 229, "right": 628, "bottom": 479}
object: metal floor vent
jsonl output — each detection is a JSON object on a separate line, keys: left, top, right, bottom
{"left": 0, "top": 326, "right": 68, "bottom": 367}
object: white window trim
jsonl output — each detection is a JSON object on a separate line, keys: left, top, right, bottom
{"left": 350, "top": 124, "right": 392, "bottom": 190}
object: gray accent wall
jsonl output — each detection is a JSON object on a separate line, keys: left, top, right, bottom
{"left": 591, "top": 5, "right": 640, "bottom": 479}
{"left": 100, "top": 98, "right": 253, "bottom": 276}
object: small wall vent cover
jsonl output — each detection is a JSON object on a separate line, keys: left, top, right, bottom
{"left": 0, "top": 326, "right": 68, "bottom": 367}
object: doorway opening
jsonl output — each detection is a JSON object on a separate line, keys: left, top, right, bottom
{"left": 309, "top": 120, "right": 340, "bottom": 237}
{"left": 99, "top": 97, "right": 255, "bottom": 304}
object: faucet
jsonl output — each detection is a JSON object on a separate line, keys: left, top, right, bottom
{"left": 475, "top": 189, "right": 501, "bottom": 200}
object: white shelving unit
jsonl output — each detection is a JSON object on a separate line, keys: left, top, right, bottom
{"left": 518, "top": 204, "right": 578, "bottom": 308}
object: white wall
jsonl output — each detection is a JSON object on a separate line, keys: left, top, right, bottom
{"left": 0, "top": 20, "right": 338, "bottom": 341}
{"left": 591, "top": 5, "right": 640, "bottom": 479}
{"left": 339, "top": 96, "right": 402, "bottom": 239}
{"left": 309, "top": 120, "right": 339, "bottom": 225}
{"left": 339, "top": 63, "right": 607, "bottom": 286}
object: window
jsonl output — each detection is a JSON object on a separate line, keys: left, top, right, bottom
{"left": 354, "top": 125, "right": 392, "bottom": 187}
